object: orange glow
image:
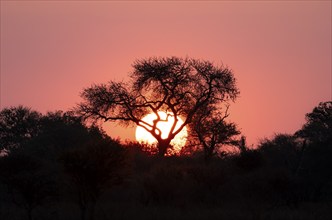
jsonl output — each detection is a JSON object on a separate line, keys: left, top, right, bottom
{"left": 1, "top": 1, "right": 330, "bottom": 146}
{"left": 135, "top": 112, "right": 188, "bottom": 152}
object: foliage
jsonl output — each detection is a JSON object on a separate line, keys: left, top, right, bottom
{"left": 189, "top": 105, "right": 240, "bottom": 161}
{"left": 296, "top": 101, "right": 332, "bottom": 143}
{"left": 1, "top": 101, "right": 331, "bottom": 219}
{"left": 0, "top": 107, "right": 118, "bottom": 220}
{"left": 0, "top": 153, "right": 55, "bottom": 220}
{"left": 0, "top": 106, "right": 41, "bottom": 151}
{"left": 59, "top": 139, "right": 125, "bottom": 220}
{"left": 78, "top": 57, "right": 239, "bottom": 156}
{"left": 259, "top": 134, "right": 301, "bottom": 173}
{"left": 25, "top": 111, "right": 106, "bottom": 161}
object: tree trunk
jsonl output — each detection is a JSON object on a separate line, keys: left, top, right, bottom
{"left": 80, "top": 205, "right": 87, "bottom": 220}
{"left": 27, "top": 207, "right": 33, "bottom": 220}
{"left": 158, "top": 139, "right": 171, "bottom": 157}
{"left": 89, "top": 200, "right": 97, "bottom": 220}
{"left": 204, "top": 145, "right": 214, "bottom": 164}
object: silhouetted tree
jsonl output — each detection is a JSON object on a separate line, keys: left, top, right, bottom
{"left": 21, "top": 109, "right": 107, "bottom": 160}
{"left": 59, "top": 139, "right": 125, "bottom": 220}
{"left": 189, "top": 106, "right": 240, "bottom": 161}
{"left": 19, "top": 111, "right": 108, "bottom": 163}
{"left": 0, "top": 153, "right": 54, "bottom": 220}
{"left": 78, "top": 57, "right": 238, "bottom": 156}
{"left": 0, "top": 106, "right": 41, "bottom": 152}
{"left": 297, "top": 140, "right": 332, "bottom": 202}
{"left": 293, "top": 102, "right": 332, "bottom": 201}
{"left": 237, "top": 136, "right": 249, "bottom": 153}
{"left": 0, "top": 108, "right": 114, "bottom": 219}
{"left": 296, "top": 101, "right": 332, "bottom": 143}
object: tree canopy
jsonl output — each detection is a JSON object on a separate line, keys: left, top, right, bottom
{"left": 296, "top": 101, "right": 332, "bottom": 143}
{"left": 189, "top": 105, "right": 240, "bottom": 161}
{"left": 78, "top": 57, "right": 239, "bottom": 156}
{"left": 0, "top": 106, "right": 41, "bottom": 151}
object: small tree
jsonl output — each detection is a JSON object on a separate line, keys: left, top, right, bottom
{"left": 78, "top": 57, "right": 238, "bottom": 156}
{"left": 189, "top": 106, "right": 240, "bottom": 161}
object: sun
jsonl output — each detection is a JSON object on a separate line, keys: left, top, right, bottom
{"left": 135, "top": 111, "right": 188, "bottom": 152}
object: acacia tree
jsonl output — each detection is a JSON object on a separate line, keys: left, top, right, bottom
{"left": 78, "top": 57, "right": 239, "bottom": 156}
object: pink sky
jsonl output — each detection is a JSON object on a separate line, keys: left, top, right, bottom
{"left": 1, "top": 1, "right": 331, "bottom": 146}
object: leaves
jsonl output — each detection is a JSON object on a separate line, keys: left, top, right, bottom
{"left": 0, "top": 106, "right": 41, "bottom": 150}
{"left": 296, "top": 101, "right": 332, "bottom": 143}
{"left": 78, "top": 57, "right": 239, "bottom": 156}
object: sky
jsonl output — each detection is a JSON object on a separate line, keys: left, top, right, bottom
{"left": 1, "top": 1, "right": 331, "bottom": 146}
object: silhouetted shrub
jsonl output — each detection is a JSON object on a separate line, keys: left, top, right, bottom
{"left": 235, "top": 150, "right": 264, "bottom": 171}
{"left": 259, "top": 134, "right": 301, "bottom": 173}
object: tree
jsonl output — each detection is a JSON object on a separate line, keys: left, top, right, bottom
{"left": 295, "top": 101, "right": 332, "bottom": 143}
{"left": 189, "top": 105, "right": 240, "bottom": 161}
{"left": 0, "top": 153, "right": 54, "bottom": 220}
{"left": 28, "top": 111, "right": 106, "bottom": 160}
{"left": 0, "top": 106, "right": 41, "bottom": 151}
{"left": 294, "top": 102, "right": 332, "bottom": 201}
{"left": 59, "top": 139, "right": 124, "bottom": 220}
{"left": 78, "top": 57, "right": 239, "bottom": 156}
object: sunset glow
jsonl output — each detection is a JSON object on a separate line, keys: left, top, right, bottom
{"left": 135, "top": 112, "right": 188, "bottom": 152}
{"left": 1, "top": 1, "right": 330, "bottom": 145}
{"left": 0, "top": 2, "right": 331, "bottom": 218}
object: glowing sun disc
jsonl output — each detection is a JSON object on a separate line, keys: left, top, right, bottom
{"left": 135, "top": 111, "right": 188, "bottom": 152}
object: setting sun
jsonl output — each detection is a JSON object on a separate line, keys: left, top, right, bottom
{"left": 135, "top": 111, "right": 188, "bottom": 152}
{"left": 1, "top": 1, "right": 330, "bottom": 218}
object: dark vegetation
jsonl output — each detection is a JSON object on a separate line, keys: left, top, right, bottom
{"left": 0, "top": 104, "right": 331, "bottom": 220}
{"left": 0, "top": 57, "right": 331, "bottom": 219}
